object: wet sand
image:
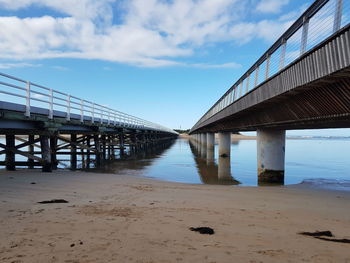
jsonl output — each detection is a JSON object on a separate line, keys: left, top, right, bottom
{"left": 0, "top": 170, "right": 349, "bottom": 263}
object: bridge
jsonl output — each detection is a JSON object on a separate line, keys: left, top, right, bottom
{"left": 190, "top": 0, "right": 350, "bottom": 184}
{"left": 0, "top": 72, "right": 177, "bottom": 172}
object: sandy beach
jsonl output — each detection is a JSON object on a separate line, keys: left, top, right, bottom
{"left": 0, "top": 169, "right": 349, "bottom": 263}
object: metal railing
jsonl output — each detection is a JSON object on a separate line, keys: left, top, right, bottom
{"left": 0, "top": 72, "right": 177, "bottom": 134}
{"left": 191, "top": 0, "right": 349, "bottom": 132}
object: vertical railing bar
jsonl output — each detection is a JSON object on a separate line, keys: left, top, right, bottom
{"left": 49, "top": 88, "right": 53, "bottom": 119}
{"left": 80, "top": 99, "right": 84, "bottom": 123}
{"left": 333, "top": 0, "right": 343, "bottom": 33}
{"left": 239, "top": 82, "right": 243, "bottom": 97}
{"left": 245, "top": 74, "right": 250, "bottom": 93}
{"left": 254, "top": 66, "right": 259, "bottom": 88}
{"left": 25, "top": 81, "right": 31, "bottom": 117}
{"left": 280, "top": 39, "right": 287, "bottom": 70}
{"left": 66, "top": 95, "right": 71, "bottom": 121}
{"left": 92, "top": 103, "right": 95, "bottom": 123}
{"left": 265, "top": 55, "right": 271, "bottom": 80}
{"left": 300, "top": 18, "right": 309, "bottom": 55}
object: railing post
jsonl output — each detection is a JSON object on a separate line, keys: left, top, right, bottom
{"left": 333, "top": 0, "right": 343, "bottom": 33}
{"left": 229, "top": 89, "right": 234, "bottom": 103}
{"left": 49, "top": 88, "right": 53, "bottom": 119}
{"left": 66, "top": 95, "right": 71, "bottom": 121}
{"left": 80, "top": 99, "right": 84, "bottom": 122}
{"left": 92, "top": 103, "right": 95, "bottom": 123}
{"left": 245, "top": 74, "right": 250, "bottom": 93}
{"left": 25, "top": 81, "right": 31, "bottom": 117}
{"left": 280, "top": 39, "right": 287, "bottom": 69}
{"left": 265, "top": 54, "right": 270, "bottom": 80}
{"left": 233, "top": 86, "right": 237, "bottom": 101}
{"left": 239, "top": 82, "right": 243, "bottom": 97}
{"left": 254, "top": 66, "right": 259, "bottom": 88}
{"left": 300, "top": 18, "right": 309, "bottom": 55}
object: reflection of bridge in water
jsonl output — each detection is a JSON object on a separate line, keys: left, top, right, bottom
{"left": 88, "top": 139, "right": 177, "bottom": 174}
{"left": 189, "top": 140, "right": 240, "bottom": 185}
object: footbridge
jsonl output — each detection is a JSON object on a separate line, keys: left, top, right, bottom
{"left": 190, "top": 0, "right": 350, "bottom": 184}
{"left": 0, "top": 72, "right": 177, "bottom": 172}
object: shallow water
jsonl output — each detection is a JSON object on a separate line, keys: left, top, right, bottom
{"left": 1, "top": 136, "right": 350, "bottom": 189}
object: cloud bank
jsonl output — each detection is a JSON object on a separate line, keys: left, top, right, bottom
{"left": 0, "top": 0, "right": 297, "bottom": 67}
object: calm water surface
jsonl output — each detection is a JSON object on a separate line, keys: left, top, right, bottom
{"left": 1, "top": 137, "right": 350, "bottom": 188}
{"left": 98, "top": 138, "right": 350, "bottom": 188}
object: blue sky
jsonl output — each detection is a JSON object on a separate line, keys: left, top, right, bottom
{"left": 0, "top": 0, "right": 349, "bottom": 136}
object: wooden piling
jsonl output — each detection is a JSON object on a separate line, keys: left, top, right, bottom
{"left": 28, "top": 135, "right": 34, "bottom": 169}
{"left": 5, "top": 134, "right": 16, "bottom": 171}
{"left": 87, "top": 135, "right": 91, "bottom": 168}
{"left": 70, "top": 134, "right": 77, "bottom": 170}
{"left": 50, "top": 136, "right": 58, "bottom": 170}
{"left": 40, "top": 135, "right": 52, "bottom": 172}
{"left": 94, "top": 134, "right": 101, "bottom": 167}
{"left": 119, "top": 133, "right": 125, "bottom": 157}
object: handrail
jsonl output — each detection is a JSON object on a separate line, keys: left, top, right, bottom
{"left": 191, "top": 0, "right": 348, "bottom": 133}
{"left": 0, "top": 72, "right": 177, "bottom": 134}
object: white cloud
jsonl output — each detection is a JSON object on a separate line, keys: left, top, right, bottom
{"left": 256, "top": 0, "right": 289, "bottom": 14}
{"left": 0, "top": 0, "right": 297, "bottom": 67}
{"left": 0, "top": 62, "right": 41, "bottom": 69}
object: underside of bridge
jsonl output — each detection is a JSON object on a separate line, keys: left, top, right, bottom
{"left": 196, "top": 67, "right": 350, "bottom": 133}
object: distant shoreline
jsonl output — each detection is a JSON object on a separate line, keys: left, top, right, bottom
{"left": 178, "top": 133, "right": 350, "bottom": 140}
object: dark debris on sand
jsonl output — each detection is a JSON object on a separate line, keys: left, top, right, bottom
{"left": 190, "top": 227, "right": 215, "bottom": 235}
{"left": 37, "top": 199, "right": 69, "bottom": 204}
{"left": 299, "top": 230, "right": 350, "bottom": 244}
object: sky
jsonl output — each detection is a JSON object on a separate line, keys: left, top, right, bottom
{"left": 0, "top": 0, "right": 349, "bottom": 136}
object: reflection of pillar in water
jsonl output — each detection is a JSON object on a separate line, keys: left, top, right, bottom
{"left": 200, "top": 139, "right": 206, "bottom": 159}
{"left": 206, "top": 132, "right": 215, "bottom": 164}
{"left": 218, "top": 156, "right": 231, "bottom": 181}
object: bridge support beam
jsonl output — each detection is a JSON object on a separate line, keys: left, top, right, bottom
{"left": 206, "top": 133, "right": 215, "bottom": 163}
{"left": 218, "top": 132, "right": 231, "bottom": 157}
{"left": 257, "top": 129, "right": 285, "bottom": 184}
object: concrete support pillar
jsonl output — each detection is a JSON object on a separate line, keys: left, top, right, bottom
{"left": 206, "top": 133, "right": 215, "bottom": 164}
{"left": 218, "top": 132, "right": 231, "bottom": 157}
{"left": 257, "top": 129, "right": 286, "bottom": 184}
